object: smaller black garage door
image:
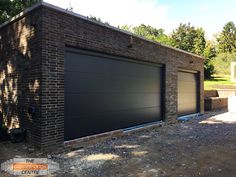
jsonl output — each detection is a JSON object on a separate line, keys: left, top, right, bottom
{"left": 178, "top": 71, "right": 199, "bottom": 116}
{"left": 65, "top": 49, "right": 163, "bottom": 141}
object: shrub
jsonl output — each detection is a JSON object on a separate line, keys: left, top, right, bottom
{"left": 212, "top": 52, "right": 236, "bottom": 75}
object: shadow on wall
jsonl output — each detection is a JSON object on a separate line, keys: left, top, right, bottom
{"left": 0, "top": 15, "right": 41, "bottom": 140}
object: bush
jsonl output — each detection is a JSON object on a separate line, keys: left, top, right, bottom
{"left": 213, "top": 52, "right": 236, "bottom": 75}
{"left": 204, "top": 62, "right": 215, "bottom": 79}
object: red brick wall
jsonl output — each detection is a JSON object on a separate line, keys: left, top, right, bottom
{"left": 204, "top": 97, "right": 228, "bottom": 111}
{"left": 204, "top": 90, "right": 218, "bottom": 97}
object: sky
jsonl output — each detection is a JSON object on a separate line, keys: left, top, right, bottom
{"left": 43, "top": 0, "right": 236, "bottom": 39}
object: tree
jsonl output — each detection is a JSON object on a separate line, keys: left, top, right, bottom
{"left": 171, "top": 23, "right": 196, "bottom": 53}
{"left": 203, "top": 41, "right": 216, "bottom": 79}
{"left": 0, "top": 0, "right": 11, "bottom": 23}
{"left": 119, "top": 24, "right": 173, "bottom": 45}
{"left": 170, "top": 23, "right": 217, "bottom": 78}
{"left": 0, "top": 0, "right": 40, "bottom": 24}
{"left": 212, "top": 52, "right": 236, "bottom": 75}
{"left": 132, "top": 24, "right": 163, "bottom": 39}
{"left": 194, "top": 28, "right": 206, "bottom": 55}
{"left": 171, "top": 23, "right": 206, "bottom": 56}
{"left": 118, "top": 24, "right": 132, "bottom": 32}
{"left": 89, "top": 15, "right": 110, "bottom": 25}
{"left": 217, "top": 21, "right": 236, "bottom": 53}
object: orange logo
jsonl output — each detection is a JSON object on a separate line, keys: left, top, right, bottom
{"left": 13, "top": 162, "right": 48, "bottom": 171}
{"left": 1, "top": 158, "right": 59, "bottom": 175}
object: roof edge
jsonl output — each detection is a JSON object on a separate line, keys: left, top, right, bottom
{"left": 0, "top": 1, "right": 205, "bottom": 60}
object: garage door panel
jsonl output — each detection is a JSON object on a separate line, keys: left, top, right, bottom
{"left": 178, "top": 71, "right": 198, "bottom": 116}
{"left": 65, "top": 52, "right": 159, "bottom": 78}
{"left": 65, "top": 72, "right": 161, "bottom": 93}
{"left": 178, "top": 103, "right": 197, "bottom": 108}
{"left": 65, "top": 50, "right": 162, "bottom": 140}
{"left": 65, "top": 93, "right": 161, "bottom": 117}
{"left": 178, "top": 72, "right": 196, "bottom": 81}
{"left": 65, "top": 107, "right": 161, "bottom": 140}
{"left": 178, "top": 106, "right": 196, "bottom": 116}
{"left": 178, "top": 93, "right": 197, "bottom": 104}
{"left": 178, "top": 82, "right": 196, "bottom": 92}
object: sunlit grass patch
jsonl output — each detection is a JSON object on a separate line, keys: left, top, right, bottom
{"left": 204, "top": 75, "right": 236, "bottom": 90}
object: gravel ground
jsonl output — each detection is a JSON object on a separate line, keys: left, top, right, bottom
{"left": 1, "top": 110, "right": 236, "bottom": 177}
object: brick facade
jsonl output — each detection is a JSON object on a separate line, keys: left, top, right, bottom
{"left": 0, "top": 7, "right": 43, "bottom": 147}
{"left": 0, "top": 2, "right": 204, "bottom": 151}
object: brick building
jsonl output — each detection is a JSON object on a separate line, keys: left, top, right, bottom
{"left": 0, "top": 2, "right": 204, "bottom": 151}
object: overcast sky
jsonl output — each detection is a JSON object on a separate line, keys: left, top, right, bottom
{"left": 43, "top": 0, "right": 236, "bottom": 39}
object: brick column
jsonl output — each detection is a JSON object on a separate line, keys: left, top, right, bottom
{"left": 40, "top": 7, "right": 65, "bottom": 150}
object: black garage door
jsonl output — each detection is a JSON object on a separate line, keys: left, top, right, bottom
{"left": 65, "top": 49, "right": 163, "bottom": 140}
{"left": 178, "top": 71, "right": 199, "bottom": 116}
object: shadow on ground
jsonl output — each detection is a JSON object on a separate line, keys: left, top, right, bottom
{"left": 1, "top": 110, "right": 236, "bottom": 177}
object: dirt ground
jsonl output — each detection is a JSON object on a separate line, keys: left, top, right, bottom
{"left": 1, "top": 110, "right": 236, "bottom": 177}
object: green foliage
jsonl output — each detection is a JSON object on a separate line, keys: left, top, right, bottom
{"left": 194, "top": 28, "right": 206, "bottom": 55}
{"left": 204, "top": 62, "right": 215, "bottom": 79}
{"left": 212, "top": 52, "right": 236, "bottom": 75}
{"left": 0, "top": 0, "right": 12, "bottom": 23}
{"left": 118, "top": 24, "right": 132, "bottom": 32}
{"left": 89, "top": 15, "right": 110, "bottom": 25}
{"left": 1, "top": 123, "right": 7, "bottom": 131}
{"left": 203, "top": 42, "right": 217, "bottom": 59}
{"left": 203, "top": 42, "right": 217, "bottom": 79}
{"left": 170, "top": 23, "right": 216, "bottom": 79}
{"left": 133, "top": 24, "right": 163, "bottom": 39}
{"left": 0, "top": 0, "right": 40, "bottom": 24}
{"left": 89, "top": 16, "right": 102, "bottom": 23}
{"left": 171, "top": 23, "right": 206, "bottom": 56}
{"left": 119, "top": 24, "right": 173, "bottom": 45}
{"left": 120, "top": 23, "right": 217, "bottom": 78}
{"left": 3, "top": 2, "right": 236, "bottom": 79}
{"left": 212, "top": 21, "right": 236, "bottom": 76}
{"left": 171, "top": 23, "right": 196, "bottom": 52}
{"left": 217, "top": 21, "right": 236, "bottom": 53}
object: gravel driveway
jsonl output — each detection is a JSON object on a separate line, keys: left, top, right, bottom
{"left": 1, "top": 110, "right": 236, "bottom": 177}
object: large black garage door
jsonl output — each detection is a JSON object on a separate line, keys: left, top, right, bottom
{"left": 178, "top": 71, "right": 199, "bottom": 116}
{"left": 65, "top": 49, "right": 163, "bottom": 140}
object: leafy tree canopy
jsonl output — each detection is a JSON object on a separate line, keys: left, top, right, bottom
{"left": 0, "top": 0, "right": 39, "bottom": 24}
{"left": 212, "top": 52, "right": 236, "bottom": 75}
{"left": 119, "top": 24, "right": 173, "bottom": 45}
{"left": 203, "top": 41, "right": 217, "bottom": 79}
{"left": 171, "top": 23, "right": 206, "bottom": 56}
{"left": 89, "top": 15, "right": 110, "bottom": 25}
{"left": 217, "top": 21, "right": 236, "bottom": 53}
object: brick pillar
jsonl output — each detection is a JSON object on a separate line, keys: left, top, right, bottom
{"left": 40, "top": 7, "right": 65, "bottom": 151}
{"left": 164, "top": 64, "right": 178, "bottom": 123}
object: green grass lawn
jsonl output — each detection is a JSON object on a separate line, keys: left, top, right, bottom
{"left": 204, "top": 75, "right": 236, "bottom": 90}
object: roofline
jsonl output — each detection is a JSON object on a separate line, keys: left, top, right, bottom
{"left": 0, "top": 1, "right": 205, "bottom": 60}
